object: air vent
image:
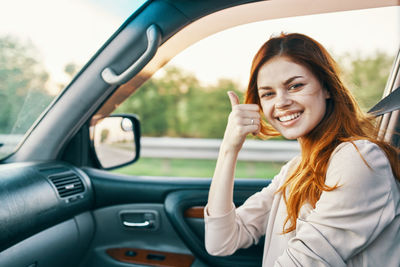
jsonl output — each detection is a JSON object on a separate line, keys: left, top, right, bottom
{"left": 48, "top": 171, "right": 85, "bottom": 198}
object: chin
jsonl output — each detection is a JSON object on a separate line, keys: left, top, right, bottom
{"left": 280, "top": 130, "right": 307, "bottom": 140}
{"left": 282, "top": 135, "right": 299, "bottom": 140}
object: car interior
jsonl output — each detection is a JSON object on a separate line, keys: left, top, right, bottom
{"left": 0, "top": 0, "right": 399, "bottom": 267}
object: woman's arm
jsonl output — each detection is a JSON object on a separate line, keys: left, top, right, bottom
{"left": 205, "top": 157, "right": 297, "bottom": 256}
{"left": 205, "top": 91, "right": 263, "bottom": 256}
{"left": 207, "top": 91, "right": 260, "bottom": 216}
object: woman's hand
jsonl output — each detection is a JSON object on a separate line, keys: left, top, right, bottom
{"left": 223, "top": 91, "right": 260, "bottom": 152}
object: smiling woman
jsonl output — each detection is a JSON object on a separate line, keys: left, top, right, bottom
{"left": 205, "top": 32, "right": 400, "bottom": 266}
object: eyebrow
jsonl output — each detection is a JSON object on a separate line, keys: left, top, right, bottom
{"left": 258, "top": 75, "right": 304, "bottom": 90}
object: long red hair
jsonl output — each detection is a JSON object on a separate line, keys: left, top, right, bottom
{"left": 245, "top": 33, "right": 400, "bottom": 233}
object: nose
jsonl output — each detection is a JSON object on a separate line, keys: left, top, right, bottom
{"left": 275, "top": 91, "right": 293, "bottom": 109}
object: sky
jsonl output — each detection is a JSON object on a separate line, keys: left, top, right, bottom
{"left": 167, "top": 6, "right": 400, "bottom": 87}
{"left": 0, "top": 1, "right": 399, "bottom": 91}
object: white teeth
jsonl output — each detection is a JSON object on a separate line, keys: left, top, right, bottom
{"left": 278, "top": 112, "right": 301, "bottom": 122}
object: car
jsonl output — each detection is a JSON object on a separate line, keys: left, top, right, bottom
{"left": 0, "top": 0, "right": 399, "bottom": 267}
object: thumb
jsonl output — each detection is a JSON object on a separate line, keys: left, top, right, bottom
{"left": 227, "top": 91, "right": 240, "bottom": 107}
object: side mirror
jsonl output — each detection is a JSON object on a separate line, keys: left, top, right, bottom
{"left": 92, "top": 114, "right": 140, "bottom": 169}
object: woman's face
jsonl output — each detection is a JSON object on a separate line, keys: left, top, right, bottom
{"left": 257, "top": 57, "right": 330, "bottom": 140}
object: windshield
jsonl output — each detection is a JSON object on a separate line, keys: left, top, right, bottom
{"left": 0, "top": 0, "right": 147, "bottom": 160}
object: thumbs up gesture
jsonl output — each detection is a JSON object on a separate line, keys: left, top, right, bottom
{"left": 223, "top": 91, "right": 260, "bottom": 152}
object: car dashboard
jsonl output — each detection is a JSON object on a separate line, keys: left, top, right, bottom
{"left": 0, "top": 162, "right": 94, "bottom": 267}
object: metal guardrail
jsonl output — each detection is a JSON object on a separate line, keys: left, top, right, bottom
{"left": 141, "top": 137, "right": 300, "bottom": 162}
{"left": 0, "top": 135, "right": 301, "bottom": 163}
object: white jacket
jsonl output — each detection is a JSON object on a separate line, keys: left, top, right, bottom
{"left": 204, "top": 140, "right": 400, "bottom": 266}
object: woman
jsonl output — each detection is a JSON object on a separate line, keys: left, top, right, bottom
{"left": 204, "top": 33, "right": 400, "bottom": 266}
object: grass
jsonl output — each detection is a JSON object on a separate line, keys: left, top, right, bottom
{"left": 113, "top": 158, "right": 283, "bottom": 179}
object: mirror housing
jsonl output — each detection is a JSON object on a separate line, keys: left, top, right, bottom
{"left": 92, "top": 114, "right": 140, "bottom": 169}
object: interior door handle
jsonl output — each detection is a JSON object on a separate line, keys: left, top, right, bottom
{"left": 101, "top": 24, "right": 162, "bottom": 85}
{"left": 120, "top": 210, "right": 158, "bottom": 230}
{"left": 122, "top": 220, "right": 152, "bottom": 228}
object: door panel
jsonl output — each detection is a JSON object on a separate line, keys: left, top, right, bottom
{"left": 165, "top": 190, "right": 266, "bottom": 267}
{"left": 81, "top": 203, "right": 198, "bottom": 267}
{"left": 81, "top": 168, "right": 270, "bottom": 267}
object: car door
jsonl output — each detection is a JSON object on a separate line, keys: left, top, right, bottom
{"left": 0, "top": 1, "right": 399, "bottom": 267}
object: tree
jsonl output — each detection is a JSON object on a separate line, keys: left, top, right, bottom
{"left": 64, "top": 62, "right": 79, "bottom": 78}
{"left": 0, "top": 35, "right": 52, "bottom": 134}
{"left": 338, "top": 52, "right": 394, "bottom": 111}
{"left": 116, "top": 66, "right": 201, "bottom": 137}
{"left": 115, "top": 66, "right": 242, "bottom": 138}
{"left": 115, "top": 77, "right": 170, "bottom": 136}
{"left": 186, "top": 79, "right": 242, "bottom": 138}
{"left": 100, "top": 129, "right": 109, "bottom": 143}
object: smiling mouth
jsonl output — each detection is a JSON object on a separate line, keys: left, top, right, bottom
{"left": 277, "top": 112, "right": 302, "bottom": 122}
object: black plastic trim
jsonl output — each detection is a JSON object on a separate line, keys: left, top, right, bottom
{"left": 0, "top": 162, "right": 94, "bottom": 251}
{"left": 83, "top": 167, "right": 269, "bottom": 209}
{"left": 164, "top": 190, "right": 265, "bottom": 267}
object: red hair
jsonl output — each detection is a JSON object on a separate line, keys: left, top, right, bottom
{"left": 245, "top": 33, "right": 400, "bottom": 233}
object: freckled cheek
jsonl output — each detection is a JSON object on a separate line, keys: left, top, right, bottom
{"left": 260, "top": 103, "right": 273, "bottom": 121}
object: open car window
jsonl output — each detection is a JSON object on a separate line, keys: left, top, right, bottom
{"left": 111, "top": 6, "right": 400, "bottom": 178}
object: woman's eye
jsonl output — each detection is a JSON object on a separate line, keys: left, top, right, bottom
{"left": 289, "top": 83, "right": 304, "bottom": 90}
{"left": 261, "top": 91, "right": 274, "bottom": 98}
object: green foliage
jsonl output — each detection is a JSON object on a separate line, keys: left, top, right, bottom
{"left": 338, "top": 52, "right": 394, "bottom": 111}
{"left": 116, "top": 77, "right": 169, "bottom": 136}
{"left": 115, "top": 66, "right": 243, "bottom": 138}
{"left": 100, "top": 129, "right": 109, "bottom": 142}
{"left": 0, "top": 35, "right": 52, "bottom": 134}
{"left": 64, "top": 62, "right": 79, "bottom": 78}
{"left": 187, "top": 79, "right": 242, "bottom": 138}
